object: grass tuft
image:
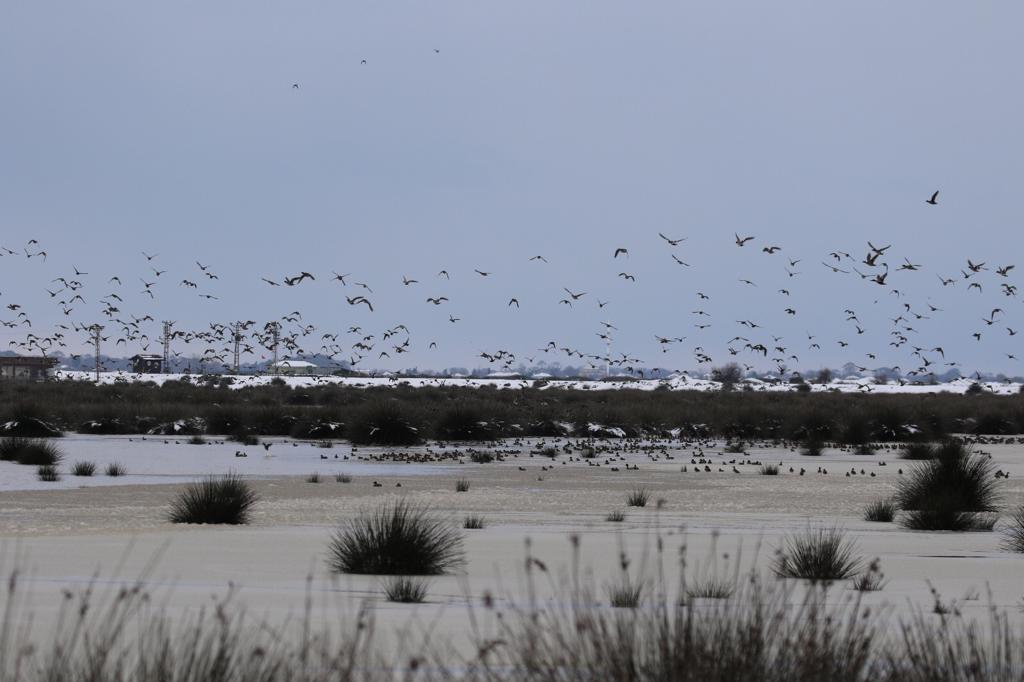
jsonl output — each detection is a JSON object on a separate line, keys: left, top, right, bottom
{"left": 455, "top": 478, "right": 470, "bottom": 492}
{"left": 605, "top": 510, "right": 625, "bottom": 522}
{"left": 760, "top": 464, "right": 780, "bottom": 475}
{"left": 626, "top": 488, "right": 650, "bottom": 508}
{"left": 335, "top": 473, "right": 352, "bottom": 483}
{"left": 685, "top": 576, "right": 735, "bottom": 600}
{"left": 105, "top": 462, "right": 127, "bottom": 477}
{"left": 327, "top": 500, "right": 464, "bottom": 575}
{"left": 71, "top": 460, "right": 96, "bottom": 477}
{"left": 463, "top": 515, "right": 486, "bottom": 529}
{"left": 863, "top": 499, "right": 896, "bottom": 523}
{"left": 381, "top": 576, "right": 430, "bottom": 603}
{"left": 168, "top": 473, "right": 258, "bottom": 525}
{"left": 773, "top": 526, "right": 863, "bottom": 582}
{"left": 306, "top": 472, "right": 321, "bottom": 483}
{"left": 36, "top": 464, "right": 60, "bottom": 482}
{"left": 607, "top": 578, "right": 645, "bottom": 608}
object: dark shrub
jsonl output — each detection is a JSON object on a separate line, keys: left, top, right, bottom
{"left": 469, "top": 451, "right": 495, "bottom": 464}
{"left": 168, "top": 473, "right": 258, "bottom": 525}
{"left": 773, "top": 527, "right": 863, "bottom": 582}
{"left": 900, "top": 442, "right": 937, "bottom": 460}
{"left": 455, "top": 478, "right": 470, "bottom": 492}
{"left": 0, "top": 437, "right": 26, "bottom": 461}
{"left": 896, "top": 442, "right": 997, "bottom": 531}
{"left": 291, "top": 420, "right": 345, "bottom": 440}
{"left": 71, "top": 461, "right": 96, "bottom": 477}
{"left": 801, "top": 438, "right": 824, "bottom": 456}
{"left": 326, "top": 500, "right": 464, "bottom": 575}
{"left": 901, "top": 504, "right": 997, "bottom": 532}
{"left": 227, "top": 430, "right": 259, "bottom": 446}
{"left": 347, "top": 402, "right": 421, "bottom": 446}
{"left": 760, "top": 464, "right": 779, "bottom": 475}
{"left": 526, "top": 419, "right": 569, "bottom": 437}
{"left": 307, "top": 472, "right": 321, "bottom": 483}
{"left": 335, "top": 473, "right": 352, "bottom": 483}
{"left": 10, "top": 439, "right": 63, "bottom": 466}
{"left": 605, "top": 510, "right": 625, "bottom": 522}
{"left": 77, "top": 418, "right": 129, "bottom": 435}
{"left": 434, "top": 406, "right": 499, "bottom": 441}
{"left": 0, "top": 416, "right": 62, "bottom": 438}
{"left": 382, "top": 576, "right": 429, "bottom": 603}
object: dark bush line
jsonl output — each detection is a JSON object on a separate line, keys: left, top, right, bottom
{"left": 3, "top": 381, "right": 1024, "bottom": 445}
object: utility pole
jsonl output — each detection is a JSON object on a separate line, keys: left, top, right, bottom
{"left": 90, "top": 324, "right": 103, "bottom": 382}
{"left": 161, "top": 320, "right": 174, "bottom": 373}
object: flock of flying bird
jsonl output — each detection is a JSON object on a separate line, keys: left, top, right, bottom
{"left": 0, "top": 190, "right": 1021, "bottom": 381}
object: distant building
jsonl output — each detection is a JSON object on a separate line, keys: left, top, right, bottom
{"left": 271, "top": 360, "right": 319, "bottom": 376}
{"left": 130, "top": 354, "right": 164, "bottom": 374}
{"left": 0, "top": 356, "right": 58, "bottom": 381}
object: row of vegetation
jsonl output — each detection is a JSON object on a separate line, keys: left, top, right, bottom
{"left": 4, "top": 527, "right": 1024, "bottom": 680}
{"left": 4, "top": 380, "right": 1024, "bottom": 443}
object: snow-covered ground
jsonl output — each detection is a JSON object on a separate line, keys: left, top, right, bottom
{"left": 54, "top": 370, "right": 1024, "bottom": 395}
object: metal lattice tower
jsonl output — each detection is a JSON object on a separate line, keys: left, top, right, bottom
{"left": 161, "top": 320, "right": 174, "bottom": 372}
{"left": 90, "top": 324, "right": 104, "bottom": 382}
{"left": 231, "top": 322, "right": 243, "bottom": 375}
{"left": 269, "top": 321, "right": 281, "bottom": 374}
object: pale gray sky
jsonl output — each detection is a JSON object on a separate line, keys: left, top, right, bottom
{"left": 1, "top": 2, "right": 1022, "bottom": 375}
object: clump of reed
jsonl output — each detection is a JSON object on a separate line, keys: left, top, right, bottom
{"left": 773, "top": 526, "right": 863, "bottom": 582}
{"left": 895, "top": 441, "right": 998, "bottom": 531}
{"left": 326, "top": 500, "right": 464, "bottom": 575}
{"left": 0, "top": 437, "right": 63, "bottom": 466}
{"left": 167, "top": 473, "right": 258, "bottom": 525}
{"left": 381, "top": 576, "right": 430, "bottom": 603}
{"left": 863, "top": 499, "right": 896, "bottom": 523}
{"left": 626, "top": 488, "right": 650, "bottom": 508}
{"left": 70, "top": 460, "right": 96, "bottom": 477}
{"left": 463, "top": 515, "right": 486, "bottom": 529}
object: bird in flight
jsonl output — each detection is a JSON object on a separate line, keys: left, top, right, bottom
{"left": 658, "top": 233, "right": 685, "bottom": 246}
{"left": 142, "top": 252, "right": 158, "bottom": 261}
{"left": 284, "top": 272, "right": 315, "bottom": 286}
{"left": 563, "top": 288, "right": 586, "bottom": 300}
{"left": 735, "top": 233, "right": 755, "bottom": 247}
{"left": 474, "top": 270, "right": 490, "bottom": 277}
{"left": 613, "top": 248, "right": 629, "bottom": 258}
{"left": 926, "top": 190, "right": 939, "bottom": 205}
{"left": 529, "top": 255, "right": 548, "bottom": 263}
{"left": 762, "top": 246, "right": 781, "bottom": 254}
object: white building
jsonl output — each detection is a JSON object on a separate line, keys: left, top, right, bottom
{"left": 271, "top": 360, "right": 319, "bottom": 376}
